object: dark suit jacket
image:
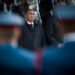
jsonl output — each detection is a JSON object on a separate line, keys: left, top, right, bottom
{"left": 19, "top": 22, "right": 46, "bottom": 51}
{"left": 42, "top": 42, "right": 75, "bottom": 75}
{"left": 0, "top": 44, "right": 35, "bottom": 75}
{"left": 39, "top": 0, "right": 62, "bottom": 45}
{"left": 45, "top": 16, "right": 62, "bottom": 44}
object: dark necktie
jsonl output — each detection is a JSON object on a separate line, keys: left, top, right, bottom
{"left": 29, "top": 24, "right": 34, "bottom": 30}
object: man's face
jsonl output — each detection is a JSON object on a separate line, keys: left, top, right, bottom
{"left": 26, "top": 10, "right": 36, "bottom": 22}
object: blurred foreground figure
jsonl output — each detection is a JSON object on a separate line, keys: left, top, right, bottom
{"left": 0, "top": 12, "right": 35, "bottom": 75}
{"left": 41, "top": 5, "right": 75, "bottom": 75}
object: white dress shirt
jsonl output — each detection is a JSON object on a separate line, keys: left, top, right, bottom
{"left": 27, "top": 21, "right": 34, "bottom": 28}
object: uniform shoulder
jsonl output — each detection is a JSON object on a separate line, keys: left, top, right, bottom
{"left": 5, "top": 47, "right": 33, "bottom": 71}
{"left": 42, "top": 46, "right": 61, "bottom": 63}
{"left": 41, "top": 47, "right": 62, "bottom": 72}
{"left": 17, "top": 48, "right": 35, "bottom": 70}
{"left": 0, "top": 45, "right": 34, "bottom": 71}
{"left": 18, "top": 47, "right": 35, "bottom": 60}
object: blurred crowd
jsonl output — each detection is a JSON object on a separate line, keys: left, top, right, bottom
{"left": 0, "top": 0, "right": 75, "bottom": 51}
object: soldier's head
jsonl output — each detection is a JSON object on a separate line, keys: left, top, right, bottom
{"left": 0, "top": 12, "right": 24, "bottom": 43}
{"left": 25, "top": 9, "right": 36, "bottom": 22}
{"left": 54, "top": 5, "right": 75, "bottom": 36}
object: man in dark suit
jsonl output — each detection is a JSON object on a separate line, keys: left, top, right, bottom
{"left": 19, "top": 9, "right": 46, "bottom": 51}
{"left": 39, "top": 0, "right": 62, "bottom": 46}
{"left": 41, "top": 5, "right": 75, "bottom": 75}
{"left": 0, "top": 11, "right": 35, "bottom": 75}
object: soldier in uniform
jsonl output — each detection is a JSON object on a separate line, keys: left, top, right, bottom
{"left": 41, "top": 5, "right": 75, "bottom": 75}
{"left": 0, "top": 11, "right": 35, "bottom": 75}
